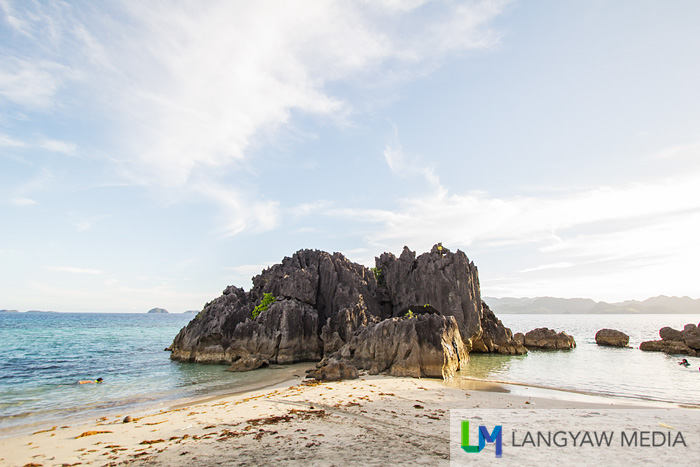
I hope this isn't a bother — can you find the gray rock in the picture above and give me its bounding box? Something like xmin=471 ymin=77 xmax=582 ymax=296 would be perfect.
xmin=227 ymin=355 xmax=269 ymax=372
xmin=513 ymin=332 xmax=525 ymax=346
xmin=641 ymin=322 xmax=700 ymax=356
xmin=659 ymin=326 xmax=683 ymax=341
xmin=306 ymin=359 xmax=358 ymax=381
xmin=169 ymin=245 xmax=520 ymax=374
xmin=471 ymin=302 xmax=527 ymax=355
xmin=640 ymin=340 xmax=698 ymax=356
xmin=376 ymin=246 xmax=523 ymax=353
xmin=336 ymin=313 xmax=468 ymax=379
xmin=522 ymin=328 xmax=576 ymax=350
xmin=595 ymin=329 xmax=629 ymax=347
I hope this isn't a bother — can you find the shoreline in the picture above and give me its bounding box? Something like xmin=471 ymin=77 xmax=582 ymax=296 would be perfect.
xmin=449 ymin=375 xmax=700 ymax=409
xmin=0 ymin=362 xmax=316 ymax=440
xmin=4 ymin=361 xmax=688 ymax=440
xmin=3 ymin=369 xmax=698 ymax=466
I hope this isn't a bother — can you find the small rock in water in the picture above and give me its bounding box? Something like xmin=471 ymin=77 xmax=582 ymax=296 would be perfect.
xmin=123 ymin=416 xmax=133 ymax=423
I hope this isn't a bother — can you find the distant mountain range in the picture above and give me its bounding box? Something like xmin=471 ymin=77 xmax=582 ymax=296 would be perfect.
xmin=484 ymin=295 xmax=700 ymax=314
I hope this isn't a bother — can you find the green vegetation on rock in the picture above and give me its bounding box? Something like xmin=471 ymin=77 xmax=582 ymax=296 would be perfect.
xmin=252 ymin=293 xmax=275 ymax=320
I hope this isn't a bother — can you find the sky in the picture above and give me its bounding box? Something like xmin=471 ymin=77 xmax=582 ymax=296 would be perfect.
xmin=1 ymin=0 xmax=700 ymax=312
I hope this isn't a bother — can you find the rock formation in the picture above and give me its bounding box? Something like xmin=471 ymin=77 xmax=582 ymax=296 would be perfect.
xmin=169 ymin=245 xmax=524 ymax=378
xmin=514 ymin=328 xmax=576 ymax=350
xmin=334 ymin=313 xmax=467 ymax=379
xmin=640 ymin=323 xmax=700 ymax=357
xmin=595 ymin=329 xmax=629 ymax=347
xmin=471 ymin=302 xmax=527 ymax=355
xmin=306 ymin=359 xmax=359 ymax=382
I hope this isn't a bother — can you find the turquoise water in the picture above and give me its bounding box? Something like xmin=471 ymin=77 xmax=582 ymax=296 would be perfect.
xmin=464 ymin=314 xmax=700 ymax=407
xmin=0 ymin=313 xmax=299 ymax=435
xmin=2 ymin=313 xmax=699 ymax=435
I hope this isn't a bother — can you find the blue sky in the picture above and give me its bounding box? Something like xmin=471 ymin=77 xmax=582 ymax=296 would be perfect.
xmin=2 ymin=0 xmax=700 ymax=312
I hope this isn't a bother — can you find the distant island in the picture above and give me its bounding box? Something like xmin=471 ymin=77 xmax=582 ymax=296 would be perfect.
xmin=147 ymin=308 xmax=169 ymax=314
xmin=1 ymin=310 xmax=57 ymax=314
xmin=183 ymin=310 xmax=199 ymax=314
xmin=484 ymin=295 xmax=700 ymax=314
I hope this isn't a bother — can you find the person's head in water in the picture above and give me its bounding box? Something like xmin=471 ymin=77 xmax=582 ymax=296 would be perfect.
xmin=96 ymin=378 xmax=103 ymax=383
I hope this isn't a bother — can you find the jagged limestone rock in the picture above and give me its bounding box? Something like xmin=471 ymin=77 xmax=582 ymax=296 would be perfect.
xmin=169 ymin=245 xmax=524 ymax=377
xmin=336 ymin=314 xmax=467 ymax=379
xmin=471 ymin=302 xmax=527 ymax=355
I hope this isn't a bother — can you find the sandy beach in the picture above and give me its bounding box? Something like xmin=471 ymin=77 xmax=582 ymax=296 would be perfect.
xmin=3 ymin=362 xmax=697 ymax=467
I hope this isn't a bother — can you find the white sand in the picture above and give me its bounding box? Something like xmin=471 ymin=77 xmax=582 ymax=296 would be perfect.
xmin=1 ymin=366 xmax=696 ymax=466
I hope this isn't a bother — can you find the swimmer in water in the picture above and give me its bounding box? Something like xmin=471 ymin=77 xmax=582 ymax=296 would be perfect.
xmin=78 ymin=377 xmax=103 ymax=384
xmin=678 ymin=359 xmax=690 ymax=367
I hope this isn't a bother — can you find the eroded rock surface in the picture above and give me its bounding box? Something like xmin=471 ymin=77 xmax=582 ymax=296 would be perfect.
xmin=335 ymin=314 xmax=467 ymax=379
xmin=471 ymin=302 xmax=527 ymax=355
xmin=169 ymin=245 xmax=523 ymax=377
xmin=306 ymin=359 xmax=359 ymax=382
xmin=640 ymin=322 xmax=700 ymax=356
xmin=521 ymin=328 xmax=576 ymax=350
xmin=595 ymin=329 xmax=630 ymax=347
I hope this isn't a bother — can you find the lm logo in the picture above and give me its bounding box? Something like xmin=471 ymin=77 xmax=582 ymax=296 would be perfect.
xmin=461 ymin=420 xmax=502 ymax=458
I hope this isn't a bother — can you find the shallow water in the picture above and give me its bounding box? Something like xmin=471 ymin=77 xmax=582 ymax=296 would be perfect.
xmin=0 ymin=313 xmax=306 ymax=434
xmin=2 ymin=312 xmax=699 ymax=434
xmin=462 ymin=314 xmax=700 ymax=406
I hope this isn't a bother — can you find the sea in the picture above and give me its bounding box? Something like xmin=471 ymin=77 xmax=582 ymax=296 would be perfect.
xmin=1 ymin=312 xmax=699 ymax=435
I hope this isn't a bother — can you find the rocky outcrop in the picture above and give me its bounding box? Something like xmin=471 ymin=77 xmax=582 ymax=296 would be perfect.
xmin=306 ymin=359 xmax=359 ymax=382
xmin=227 ymin=355 xmax=269 ymax=372
xmin=640 ymin=323 xmax=700 ymax=356
xmin=335 ymin=314 xmax=467 ymax=379
xmin=147 ymin=308 xmax=169 ymax=314
xmin=376 ymin=244 xmax=524 ymax=354
xmin=169 ymin=245 xmax=522 ymax=376
xmin=518 ymin=328 xmax=576 ymax=350
xmin=595 ymin=329 xmax=629 ymax=347
xmin=471 ymin=302 xmax=527 ymax=355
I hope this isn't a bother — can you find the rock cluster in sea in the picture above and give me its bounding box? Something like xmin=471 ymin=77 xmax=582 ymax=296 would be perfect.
xmin=168 ymin=244 xmax=525 ymax=379
xmin=640 ymin=323 xmax=700 ymax=357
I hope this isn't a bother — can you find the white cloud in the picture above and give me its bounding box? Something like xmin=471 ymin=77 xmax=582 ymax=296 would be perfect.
xmin=8 ymin=197 xmax=37 ymax=206
xmin=0 ymin=133 xmax=25 ymax=147
xmin=325 ymin=168 xmax=700 ymax=299
xmin=652 ymin=141 xmax=700 ymax=160
xmin=38 ymin=138 xmax=77 ymax=155
xmin=520 ymin=262 xmax=574 ymax=273
xmin=0 ymin=56 xmax=74 ymax=110
xmin=1 ymin=0 xmax=505 ymax=236
xmin=45 ymin=266 xmax=103 ymax=275
xmin=0 ymin=133 xmax=77 ymax=155
xmin=383 ymin=142 xmax=443 ymax=189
